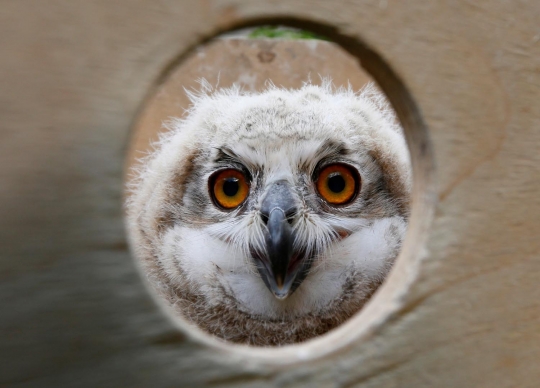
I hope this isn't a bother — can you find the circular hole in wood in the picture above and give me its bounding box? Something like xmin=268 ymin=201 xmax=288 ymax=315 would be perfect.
xmin=124 ymin=22 xmax=433 ymax=361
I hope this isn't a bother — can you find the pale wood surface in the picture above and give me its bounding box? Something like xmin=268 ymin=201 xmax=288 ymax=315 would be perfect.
xmin=1 ymin=1 xmax=539 ymax=387
xmin=127 ymin=38 xmax=374 ymax=174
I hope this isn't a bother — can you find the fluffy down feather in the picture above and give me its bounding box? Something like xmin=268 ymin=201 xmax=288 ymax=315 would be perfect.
xmin=126 ymin=81 xmax=411 ymax=346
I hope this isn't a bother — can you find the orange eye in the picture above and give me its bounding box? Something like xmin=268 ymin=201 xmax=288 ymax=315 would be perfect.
xmin=210 ymin=169 xmax=250 ymax=209
xmin=315 ymin=164 xmax=359 ymax=205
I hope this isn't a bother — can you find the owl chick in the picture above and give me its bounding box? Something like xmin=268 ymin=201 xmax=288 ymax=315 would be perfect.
xmin=126 ymin=81 xmax=411 ymax=346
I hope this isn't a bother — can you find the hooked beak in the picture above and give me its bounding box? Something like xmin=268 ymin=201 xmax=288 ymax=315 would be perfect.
xmin=251 ymin=180 xmax=312 ymax=299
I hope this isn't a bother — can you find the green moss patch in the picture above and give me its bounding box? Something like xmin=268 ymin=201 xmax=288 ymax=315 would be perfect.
xmin=248 ymin=26 xmax=327 ymax=40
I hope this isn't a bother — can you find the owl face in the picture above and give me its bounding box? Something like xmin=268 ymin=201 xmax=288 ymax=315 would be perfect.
xmin=128 ymin=83 xmax=411 ymax=336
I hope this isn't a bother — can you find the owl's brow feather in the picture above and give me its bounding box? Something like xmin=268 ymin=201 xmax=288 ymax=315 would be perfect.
xmin=316 ymin=139 xmax=350 ymax=157
xmin=213 ymin=146 xmax=238 ymax=163
xmin=211 ymin=146 xmax=254 ymax=172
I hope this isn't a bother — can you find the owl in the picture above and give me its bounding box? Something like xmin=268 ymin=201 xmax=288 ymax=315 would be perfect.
xmin=126 ymin=81 xmax=411 ymax=346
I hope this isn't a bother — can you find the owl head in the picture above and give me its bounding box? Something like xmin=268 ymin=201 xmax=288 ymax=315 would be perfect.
xmin=127 ymin=81 xmax=411 ymax=345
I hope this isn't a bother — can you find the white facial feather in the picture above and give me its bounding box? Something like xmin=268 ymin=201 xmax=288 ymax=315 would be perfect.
xmin=165 ymin=216 xmax=405 ymax=318
xmin=126 ymin=81 xmax=411 ymax=345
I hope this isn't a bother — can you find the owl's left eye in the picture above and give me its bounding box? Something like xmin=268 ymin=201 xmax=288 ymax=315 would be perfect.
xmin=209 ymin=169 xmax=250 ymax=209
xmin=315 ymin=163 xmax=360 ymax=205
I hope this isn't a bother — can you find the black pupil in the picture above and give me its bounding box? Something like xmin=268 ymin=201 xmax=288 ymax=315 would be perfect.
xmin=327 ymin=173 xmax=346 ymax=193
xmin=223 ymin=178 xmax=239 ymax=197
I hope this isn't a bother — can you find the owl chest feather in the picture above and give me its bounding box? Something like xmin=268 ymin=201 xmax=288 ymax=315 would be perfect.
xmin=148 ymin=217 xmax=405 ymax=345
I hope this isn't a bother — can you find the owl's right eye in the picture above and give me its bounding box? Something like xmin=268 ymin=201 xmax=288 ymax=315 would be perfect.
xmin=209 ymin=169 xmax=250 ymax=209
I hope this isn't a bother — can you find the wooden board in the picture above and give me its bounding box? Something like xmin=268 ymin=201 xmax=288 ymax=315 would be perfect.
xmin=1 ymin=1 xmax=539 ymax=387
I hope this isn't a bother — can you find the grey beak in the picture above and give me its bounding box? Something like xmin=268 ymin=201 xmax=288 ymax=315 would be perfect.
xmin=264 ymin=207 xmax=294 ymax=296
xmin=252 ymin=180 xmax=309 ymax=299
